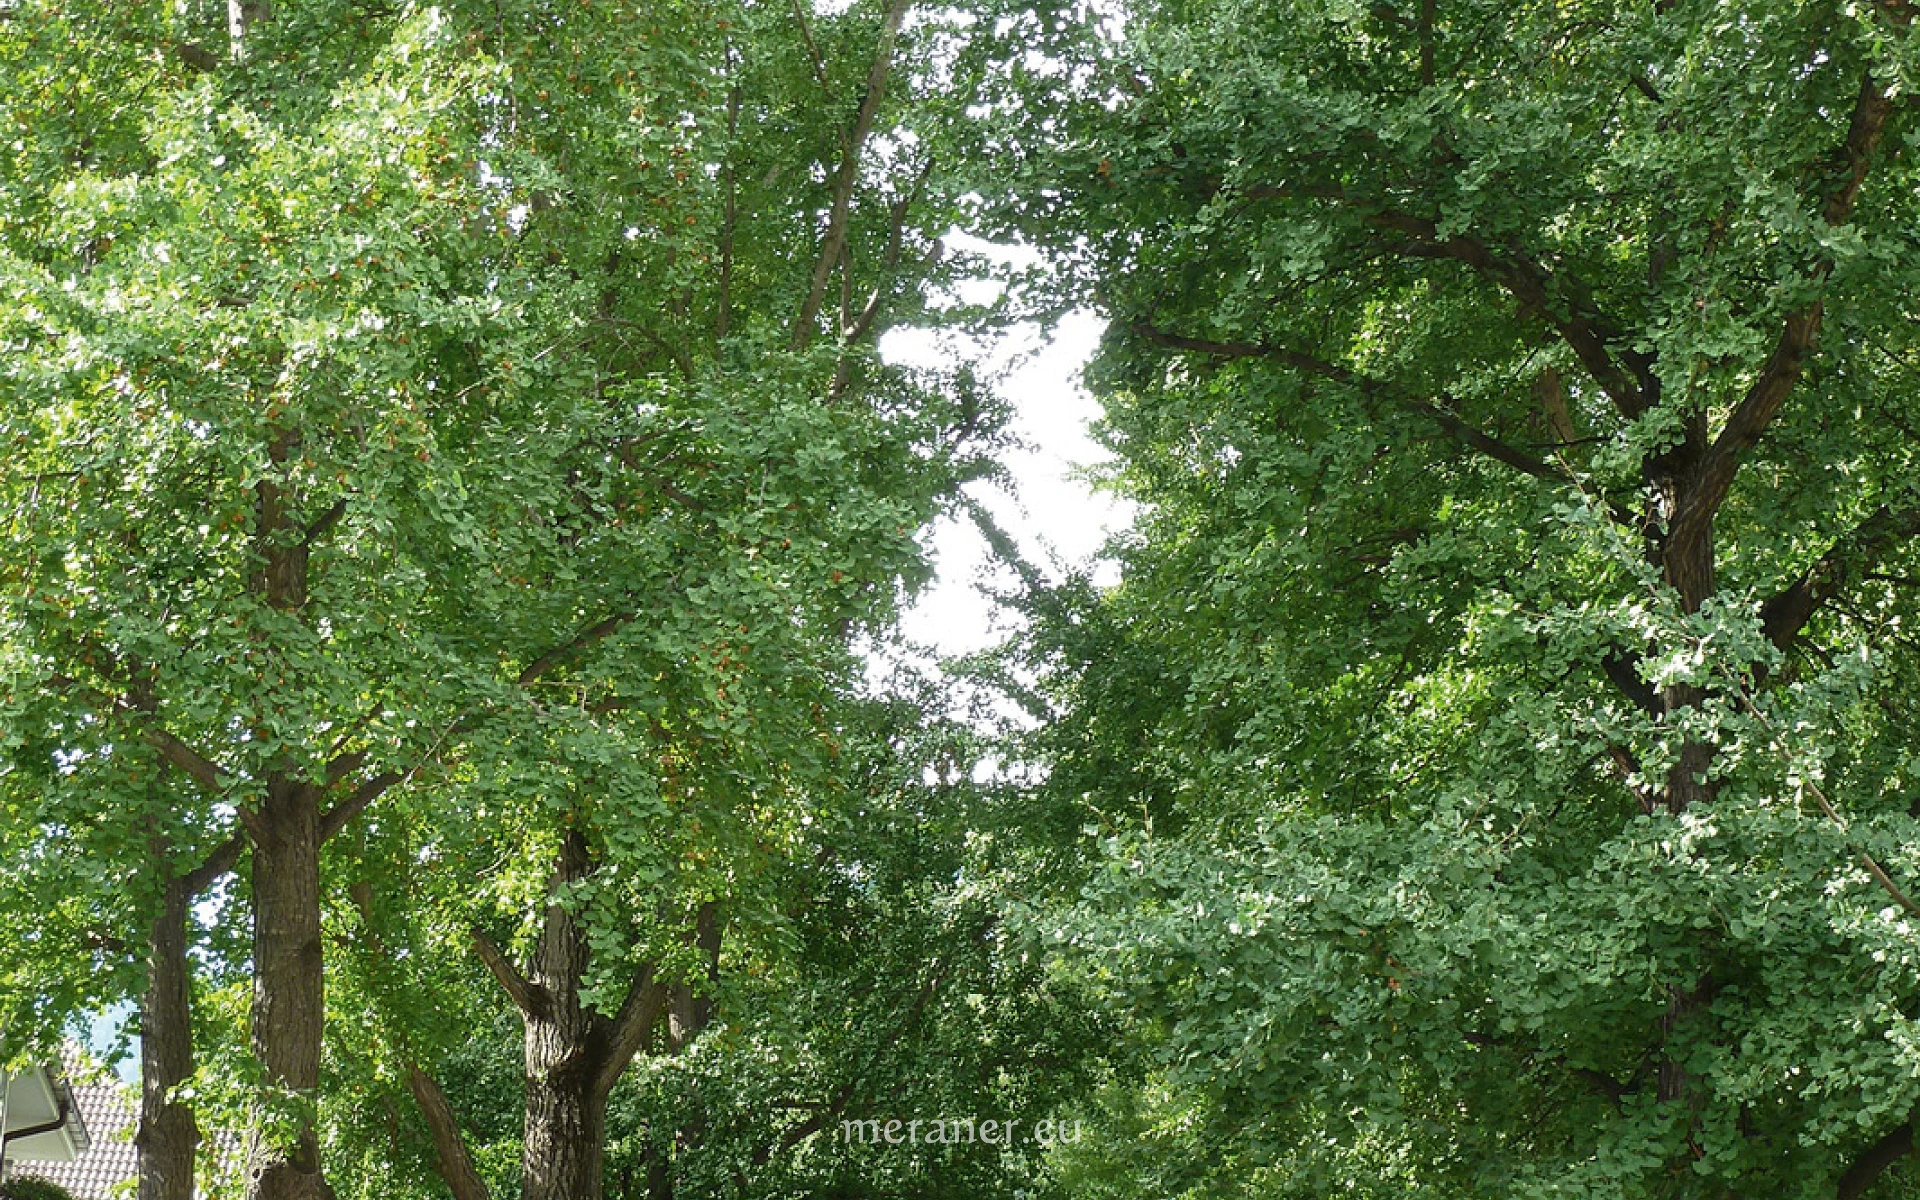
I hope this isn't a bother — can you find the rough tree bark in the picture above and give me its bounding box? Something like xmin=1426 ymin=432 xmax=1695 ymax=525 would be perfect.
xmin=245 ymin=428 xmax=331 ymax=1200
xmin=247 ymin=775 xmax=327 ymax=1200
xmin=138 ymin=866 xmax=199 ymax=1200
xmin=520 ymin=830 xmax=610 ymax=1200
xmin=466 ymin=829 xmax=669 ymax=1200
xmin=405 ymin=1064 xmax=494 ymax=1200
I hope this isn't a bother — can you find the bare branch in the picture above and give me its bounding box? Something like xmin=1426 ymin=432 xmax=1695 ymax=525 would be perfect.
xmin=471 ymin=929 xmax=545 ymax=1018
xmin=792 ymin=0 xmax=914 ymax=350
xmin=842 ymin=157 xmax=934 ymax=347
xmin=302 ymin=497 xmax=348 ymax=546
xmin=1725 ymin=684 xmax=1920 ymax=921
xmin=405 ymin=1064 xmax=493 ymax=1200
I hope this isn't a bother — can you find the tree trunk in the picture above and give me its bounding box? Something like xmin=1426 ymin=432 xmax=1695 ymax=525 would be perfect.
xmin=645 ymin=1151 xmax=672 ymax=1200
xmin=247 ymin=776 xmax=328 ymax=1200
xmin=523 ymin=1053 xmax=608 ymax=1200
xmin=521 ymin=831 xmax=609 ymax=1200
xmin=1658 ymin=456 xmax=1718 ymax=814
xmin=139 ymin=868 xmax=200 ymax=1200
xmin=475 ymin=831 xmax=670 ymax=1200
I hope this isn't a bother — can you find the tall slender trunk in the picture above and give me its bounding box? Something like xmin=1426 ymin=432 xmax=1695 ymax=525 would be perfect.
xmin=1652 ymin=421 xmax=1718 ymax=815
xmin=139 ymin=867 xmax=200 ymax=1200
xmin=241 ymin=422 xmax=332 ymax=1200
xmin=248 ymin=776 xmax=327 ymax=1200
xmin=1648 ymin=431 xmax=1720 ymax=1112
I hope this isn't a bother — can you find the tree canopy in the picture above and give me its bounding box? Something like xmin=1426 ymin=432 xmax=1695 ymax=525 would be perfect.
xmin=999 ymin=0 xmax=1920 ymax=1196
xmin=14 ymin=0 xmax=1920 ymax=1198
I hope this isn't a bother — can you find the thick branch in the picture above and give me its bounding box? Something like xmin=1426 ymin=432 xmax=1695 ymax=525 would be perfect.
xmin=792 ymin=0 xmax=913 ymax=350
xmin=405 ymin=1063 xmax=493 ymax=1200
xmin=1760 ymin=501 xmax=1920 ymax=652
xmin=50 ymin=672 xmax=232 ymax=796
xmin=593 ymin=966 xmax=668 ymax=1101
xmin=1381 ymin=222 xmax=1653 ymax=419
xmin=841 ymin=157 xmax=933 ymax=347
xmin=317 ymin=771 xmax=403 ymax=844
xmin=1600 ymin=651 xmax=1661 ymax=715
xmin=170 ymin=40 xmax=220 ymax=72
xmin=144 ymin=728 xmax=225 ymax=794
xmin=1838 ymin=1117 xmax=1913 ymax=1200
xmin=1129 ymin=321 xmax=1579 ymax=487
xmin=1681 ymin=73 xmax=1894 ymax=537
xmin=302 ymin=497 xmax=348 ymax=546
xmin=472 ymin=928 xmax=545 ymax=1018
xmin=1462 ymin=1030 xmax=1641 ymax=1108
xmin=318 ymin=705 xmax=478 ymax=845
xmin=323 ymin=749 xmax=368 ymax=787
xmin=1245 ymin=184 xmax=1654 ymax=418
xmin=183 ymin=833 xmax=245 ymax=898
xmin=226 ymin=0 xmax=268 ymax=58
xmin=516 ymin=610 xmax=638 ymax=686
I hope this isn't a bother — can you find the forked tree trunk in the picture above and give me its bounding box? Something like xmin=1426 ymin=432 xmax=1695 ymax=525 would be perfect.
xmin=462 ymin=829 xmax=670 ymax=1200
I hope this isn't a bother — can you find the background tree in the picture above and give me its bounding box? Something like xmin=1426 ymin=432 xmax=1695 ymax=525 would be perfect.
xmin=313 ymin=677 xmax=1110 ymax=1200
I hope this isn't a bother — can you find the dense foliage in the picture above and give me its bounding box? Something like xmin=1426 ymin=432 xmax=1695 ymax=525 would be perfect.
xmin=0 ymin=0 xmax=1088 ymax=1197
xmin=1000 ymin=0 xmax=1920 ymax=1197
xmin=14 ymin=0 xmax=1920 ymax=1198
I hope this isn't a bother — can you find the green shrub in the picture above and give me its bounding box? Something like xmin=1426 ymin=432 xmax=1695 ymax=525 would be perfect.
xmin=1 ymin=1178 xmax=80 ymax=1200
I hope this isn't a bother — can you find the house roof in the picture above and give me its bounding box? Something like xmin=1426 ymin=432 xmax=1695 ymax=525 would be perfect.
xmin=5 ymin=1048 xmax=244 ymax=1200
xmin=4 ymin=1055 xmax=135 ymax=1200
xmin=2 ymin=1056 xmax=89 ymax=1163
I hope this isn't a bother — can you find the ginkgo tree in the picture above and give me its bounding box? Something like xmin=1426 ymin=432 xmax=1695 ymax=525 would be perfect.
xmin=0 ymin=0 xmax=1055 ymax=1197
xmin=1000 ymin=0 xmax=1920 ymax=1196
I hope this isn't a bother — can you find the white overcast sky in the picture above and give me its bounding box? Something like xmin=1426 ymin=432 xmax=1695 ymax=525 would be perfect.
xmin=879 ymin=238 xmax=1133 ymax=660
